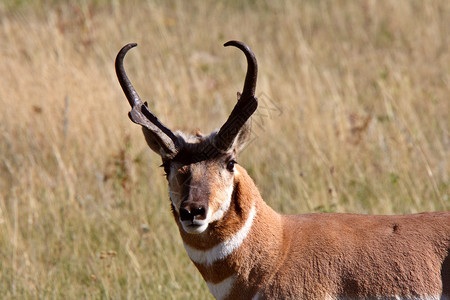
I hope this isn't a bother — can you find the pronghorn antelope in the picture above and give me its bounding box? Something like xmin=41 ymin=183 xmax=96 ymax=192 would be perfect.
xmin=116 ymin=41 xmax=450 ymax=300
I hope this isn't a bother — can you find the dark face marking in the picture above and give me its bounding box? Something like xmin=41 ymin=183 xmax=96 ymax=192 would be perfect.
xmin=166 ymin=150 xmax=237 ymax=234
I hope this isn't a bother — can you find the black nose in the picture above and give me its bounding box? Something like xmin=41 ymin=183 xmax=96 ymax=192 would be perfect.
xmin=179 ymin=206 xmax=206 ymax=222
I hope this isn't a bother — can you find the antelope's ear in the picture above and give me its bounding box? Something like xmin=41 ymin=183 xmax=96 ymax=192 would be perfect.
xmin=233 ymin=121 xmax=252 ymax=154
xmin=141 ymin=127 xmax=174 ymax=157
xmin=229 ymin=93 xmax=253 ymax=154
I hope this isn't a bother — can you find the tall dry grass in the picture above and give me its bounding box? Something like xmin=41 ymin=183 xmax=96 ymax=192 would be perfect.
xmin=0 ymin=0 xmax=448 ymax=298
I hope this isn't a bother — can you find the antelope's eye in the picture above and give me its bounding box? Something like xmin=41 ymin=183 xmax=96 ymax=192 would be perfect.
xmin=226 ymin=160 xmax=236 ymax=172
xmin=161 ymin=162 xmax=171 ymax=176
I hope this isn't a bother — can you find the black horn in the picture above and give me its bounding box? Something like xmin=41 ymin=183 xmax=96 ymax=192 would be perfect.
xmin=115 ymin=43 xmax=180 ymax=158
xmin=215 ymin=41 xmax=258 ymax=151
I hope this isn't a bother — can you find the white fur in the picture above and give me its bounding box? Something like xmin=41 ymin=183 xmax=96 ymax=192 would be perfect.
xmin=168 ymin=169 xmax=181 ymax=213
xmin=207 ymin=167 xmax=240 ymax=224
xmin=206 ymin=276 xmax=235 ymax=300
xmin=252 ymin=291 xmax=261 ymax=300
xmin=180 ymin=219 xmax=209 ymax=234
xmin=184 ymin=204 xmax=257 ymax=265
xmin=209 ymin=184 xmax=234 ymax=223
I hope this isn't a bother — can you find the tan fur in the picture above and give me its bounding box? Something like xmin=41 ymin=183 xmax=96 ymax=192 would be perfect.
xmin=173 ymin=165 xmax=450 ymax=299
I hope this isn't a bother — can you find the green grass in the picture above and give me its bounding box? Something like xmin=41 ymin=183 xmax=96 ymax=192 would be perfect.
xmin=0 ymin=0 xmax=448 ymax=298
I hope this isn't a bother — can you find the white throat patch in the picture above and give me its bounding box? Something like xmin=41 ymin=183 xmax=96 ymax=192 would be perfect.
xmin=183 ymin=204 xmax=257 ymax=265
xmin=206 ymin=276 xmax=235 ymax=300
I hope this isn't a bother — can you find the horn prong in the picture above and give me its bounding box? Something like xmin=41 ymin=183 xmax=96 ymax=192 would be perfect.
xmin=115 ymin=43 xmax=180 ymax=157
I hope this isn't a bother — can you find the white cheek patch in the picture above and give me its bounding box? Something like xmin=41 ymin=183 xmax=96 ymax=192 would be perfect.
xmin=208 ymin=167 xmax=240 ymax=223
xmin=206 ymin=276 xmax=235 ymax=300
xmin=169 ymin=191 xmax=179 ymax=213
xmin=184 ymin=204 xmax=257 ymax=265
xmin=208 ymin=184 xmax=233 ymax=223
xmin=168 ymin=170 xmax=183 ymax=213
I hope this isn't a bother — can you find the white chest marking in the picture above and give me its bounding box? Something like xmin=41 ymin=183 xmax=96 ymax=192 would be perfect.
xmin=184 ymin=204 xmax=257 ymax=265
xmin=252 ymin=291 xmax=261 ymax=300
xmin=206 ymin=276 xmax=235 ymax=300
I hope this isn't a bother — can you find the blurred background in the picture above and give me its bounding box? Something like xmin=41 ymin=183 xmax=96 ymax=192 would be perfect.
xmin=0 ymin=0 xmax=448 ymax=298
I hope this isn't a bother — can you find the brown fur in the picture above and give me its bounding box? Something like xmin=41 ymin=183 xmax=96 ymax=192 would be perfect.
xmin=177 ymin=165 xmax=450 ymax=299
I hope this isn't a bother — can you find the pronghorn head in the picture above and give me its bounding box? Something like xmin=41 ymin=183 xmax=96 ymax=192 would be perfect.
xmin=115 ymin=41 xmax=258 ymax=234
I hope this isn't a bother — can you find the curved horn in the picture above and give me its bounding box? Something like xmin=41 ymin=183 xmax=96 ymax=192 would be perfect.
xmin=224 ymin=40 xmax=257 ymax=99
xmin=215 ymin=41 xmax=258 ymax=151
xmin=115 ymin=43 xmax=141 ymax=108
xmin=115 ymin=43 xmax=180 ymax=157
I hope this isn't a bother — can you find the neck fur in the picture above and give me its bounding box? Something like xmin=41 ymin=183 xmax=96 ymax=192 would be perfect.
xmin=175 ymin=165 xmax=283 ymax=300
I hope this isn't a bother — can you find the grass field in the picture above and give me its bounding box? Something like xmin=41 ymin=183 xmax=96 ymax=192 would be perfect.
xmin=0 ymin=0 xmax=448 ymax=298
